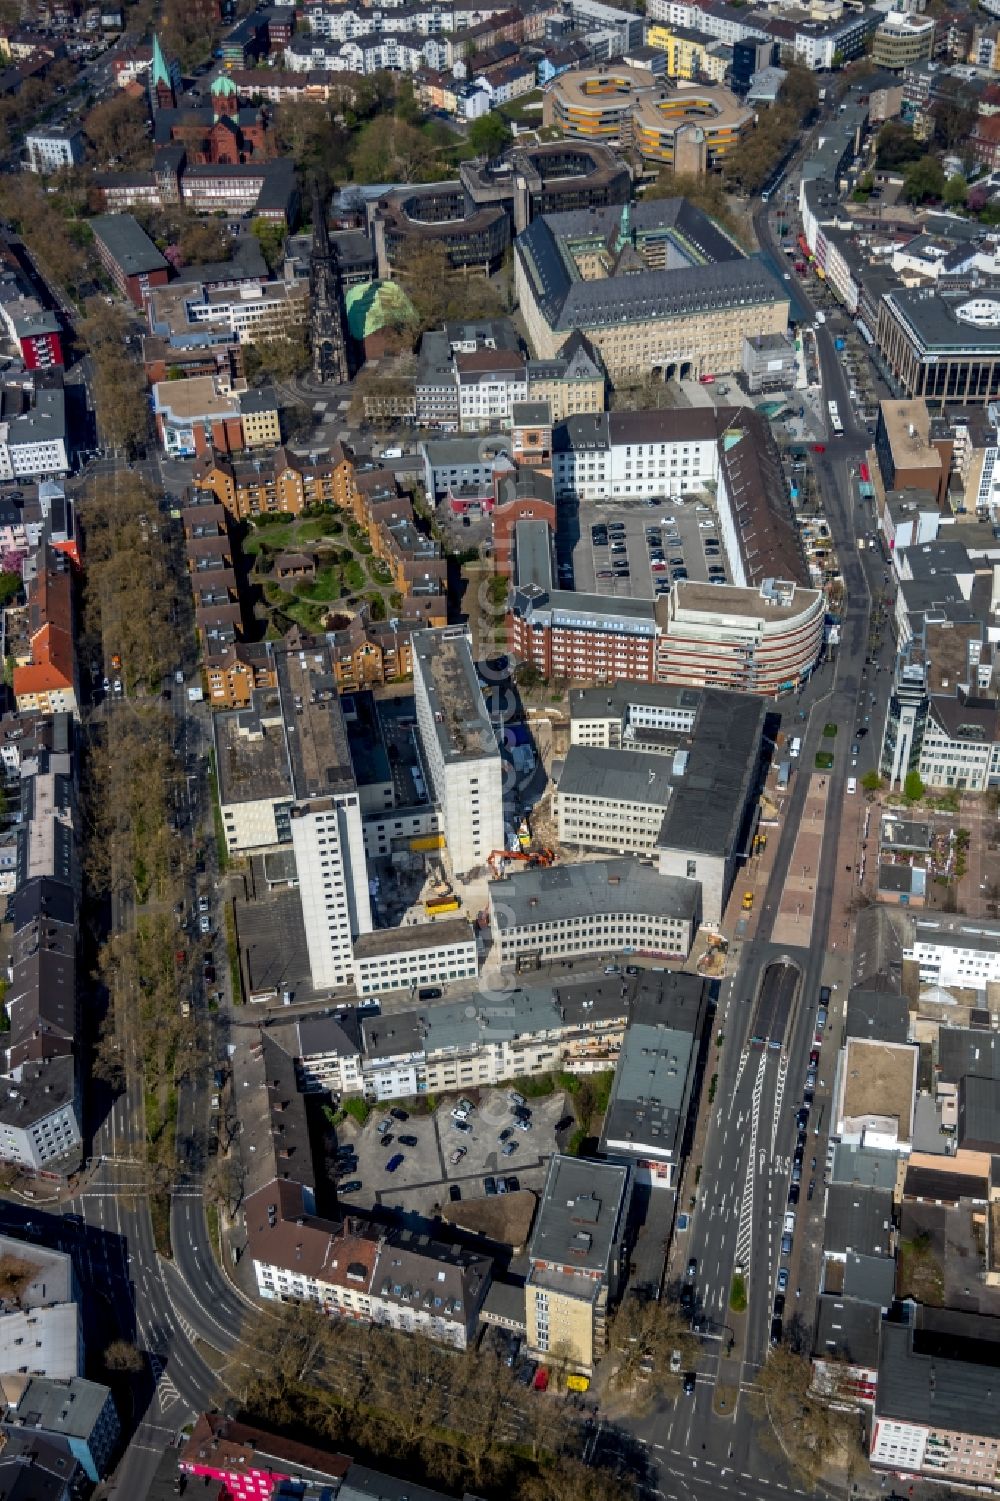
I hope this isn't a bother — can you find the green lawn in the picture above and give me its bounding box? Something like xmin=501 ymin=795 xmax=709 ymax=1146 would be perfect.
xmin=815 ymin=752 xmax=834 ymax=770
xmin=296 ymin=565 xmax=345 ymax=603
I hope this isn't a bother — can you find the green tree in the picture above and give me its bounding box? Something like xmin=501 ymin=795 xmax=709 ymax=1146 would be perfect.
xmin=904 ymin=769 xmax=925 ymax=803
xmin=861 ymin=769 xmax=883 ymax=793
xmin=349 ymin=117 xmax=438 ymax=182
xmin=177 ymin=218 xmax=231 ymax=266
xmin=252 ymin=218 xmax=288 ymax=273
xmin=944 ymin=174 xmax=968 ymax=208
xmin=876 ymin=121 xmax=924 ymax=168
xmin=903 ymin=154 xmax=946 ymax=204
xmin=83 ymin=92 xmax=152 ymax=169
xmin=468 ymin=112 xmax=513 ymax=159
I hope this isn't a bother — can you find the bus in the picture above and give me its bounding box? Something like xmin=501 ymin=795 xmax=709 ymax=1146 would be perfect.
xmin=828 ymin=400 xmax=843 ymax=437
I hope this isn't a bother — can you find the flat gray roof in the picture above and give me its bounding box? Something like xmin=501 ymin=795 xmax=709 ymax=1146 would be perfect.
xmin=845 ymin=989 xmax=910 ymax=1045
xmin=602 ymin=972 xmax=706 ymax=1160
xmin=557 ymin=744 xmax=676 ymax=808
xmin=938 ymin=1026 xmax=1000 ymax=1083
xmin=490 ymin=857 xmax=699 ymax=930
xmin=413 ymin=629 xmax=497 ymax=767
xmin=830 ymin=1144 xmax=900 ymax=1192
xmin=814 ymin=1296 xmax=881 ymax=1369
xmin=657 ymin=688 xmax=765 ymax=857
xmin=877 ymin=1316 xmax=1000 ymax=1439
xmin=570 ymin=683 xmax=701 ymax=720
xmin=90 ymin=213 xmax=168 ymax=276
xmin=515 ymin=518 xmax=553 ymax=592
xmin=529 ymin=1153 xmax=629 ymax=1276
xmin=824 ymin=1184 xmax=894 ymax=1259
xmin=353 ymin=918 xmax=474 ymax=959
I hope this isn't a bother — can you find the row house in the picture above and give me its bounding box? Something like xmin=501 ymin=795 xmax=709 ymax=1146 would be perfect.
xmin=193 ymin=442 xmax=356 ymax=519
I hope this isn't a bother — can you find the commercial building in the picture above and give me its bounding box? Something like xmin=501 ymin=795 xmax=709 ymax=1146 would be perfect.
xmin=552 ymin=407 xmax=719 ymax=500
xmin=352 ymin=918 xmax=479 ymax=996
xmin=412 ymin=628 xmax=504 ymax=876
xmin=569 ymin=682 xmax=701 ymax=747
xmin=152 ymin=377 xmax=280 ymax=458
xmin=525 ymin=1154 xmax=631 ymax=1374
xmin=180 ymin=1411 xmax=350 ymax=1497
xmin=832 ymin=1037 xmax=918 ymax=1154
xmin=874 ymin=400 xmax=947 ymax=505
xmin=89 ymin=214 xmax=170 ymax=307
xmin=876 ymin=290 xmax=1000 ymax=408
xmin=871 ymin=1311 xmax=1000 ymax=1488
xmin=656 ymin=578 xmax=825 ymax=695
xmin=24 ymin=126 xmax=83 ymax=173
xmin=555 ymin=744 xmax=675 ymax=854
xmin=488 ymin=856 xmax=700 ymax=967
xmin=871 ymin=11 xmax=935 ymax=69
xmin=904 ymin=913 xmax=1000 ymax=992
xmin=655 ymin=688 xmax=766 ymax=923
xmin=515 ymin=199 xmax=788 ymax=382
xmin=600 ymin=971 xmax=707 ymax=1188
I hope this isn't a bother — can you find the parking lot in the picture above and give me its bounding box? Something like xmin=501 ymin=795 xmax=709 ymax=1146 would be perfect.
xmin=335 ymin=1087 xmax=570 ymax=1218
xmin=566 ymin=498 xmax=730 ymax=602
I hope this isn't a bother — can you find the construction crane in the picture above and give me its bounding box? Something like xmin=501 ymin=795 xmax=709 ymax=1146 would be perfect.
xmin=487 ymin=848 xmax=555 ymax=878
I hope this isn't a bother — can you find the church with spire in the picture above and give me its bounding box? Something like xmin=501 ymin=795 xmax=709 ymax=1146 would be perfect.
xmin=148 ymin=40 xmax=275 ymax=165
xmin=309 ymin=187 xmax=351 ymax=386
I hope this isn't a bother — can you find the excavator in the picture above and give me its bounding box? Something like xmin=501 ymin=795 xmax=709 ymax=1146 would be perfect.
xmin=487 ymin=847 xmax=555 ymax=878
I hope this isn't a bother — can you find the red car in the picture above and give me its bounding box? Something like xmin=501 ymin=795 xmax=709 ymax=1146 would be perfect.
xmin=812 ymin=444 xmax=826 ymax=453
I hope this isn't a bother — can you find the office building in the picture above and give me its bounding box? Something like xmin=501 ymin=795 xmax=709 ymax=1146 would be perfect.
xmin=600 ymin=972 xmax=707 ymax=1188
xmin=871 ymin=11 xmax=935 ymax=70
xmin=904 ymin=913 xmax=1000 ymax=992
xmin=525 ymin=1155 xmax=631 ymax=1373
xmin=488 ymin=857 xmax=700 ymax=967
xmin=352 ymin=918 xmax=479 ymax=996
xmin=412 ymin=628 xmax=504 ymax=876
xmin=555 ymin=745 xmax=675 ymax=854
xmin=876 ymin=290 xmax=1000 ymax=408
xmin=656 ymin=579 xmax=825 ymax=694
xmin=541 ymin=66 xmax=753 ymax=172
xmin=872 ymin=1311 xmax=1000 ymax=1487
xmin=89 ymin=214 xmax=170 ymax=307
xmin=516 ymin=199 xmax=787 ymax=382
xmin=212 ymin=646 xmax=372 ymax=989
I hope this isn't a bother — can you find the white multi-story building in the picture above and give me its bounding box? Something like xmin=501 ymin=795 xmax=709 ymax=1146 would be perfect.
xmin=24 ymin=127 xmax=84 ymax=174
xmin=352 ymin=918 xmax=479 ymax=996
xmin=292 ymin=797 xmax=372 ymax=992
xmin=552 ymin=409 xmax=719 ymax=501
xmin=569 ymin=683 xmax=701 ymax=748
xmin=905 ymin=914 xmax=1000 ymax=991
xmin=555 ymin=744 xmax=674 ymax=854
xmin=916 ymin=697 xmax=1000 ymax=793
xmin=412 ymin=627 xmax=504 ymax=877
xmin=456 ymin=356 xmax=529 ymax=433
xmin=489 ymin=857 xmax=700 ymax=967
xmin=0 ymin=387 xmax=69 ymax=479
xmin=0 ymin=1057 xmax=81 ymax=1174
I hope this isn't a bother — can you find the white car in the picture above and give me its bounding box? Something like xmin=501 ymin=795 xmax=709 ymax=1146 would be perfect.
xmin=199 ymin=915 xmax=211 ymax=934
xmin=698 ymin=520 xmax=715 ymax=530
xmin=113 ymin=679 xmax=123 ymax=695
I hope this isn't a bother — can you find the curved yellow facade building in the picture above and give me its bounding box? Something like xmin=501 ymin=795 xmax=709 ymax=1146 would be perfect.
xmin=542 ymin=64 xmax=754 ymax=171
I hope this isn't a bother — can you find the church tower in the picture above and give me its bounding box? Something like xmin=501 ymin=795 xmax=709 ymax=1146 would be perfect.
xmin=150 ymin=35 xmax=176 ymax=111
xmin=309 ymin=185 xmax=350 ymax=385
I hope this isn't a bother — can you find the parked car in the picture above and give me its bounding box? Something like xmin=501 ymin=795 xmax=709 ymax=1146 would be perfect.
xmin=339 ymin=1180 xmax=362 ymax=1194
xmin=449 ymin=1183 xmax=461 ymax=1202
xmin=385 ymin=1153 xmax=404 ymax=1173
xmin=513 ymin=1118 xmax=532 ymax=1132
xmin=398 ymin=1134 xmax=418 ymax=1147
xmin=683 ymin=1373 xmax=697 ymax=1395
xmin=452 ymin=1119 xmax=472 ymax=1135
xmin=777 ymin=1268 xmax=789 ymax=1293
xmin=484 ymin=1176 xmax=497 ymax=1196
xmin=504 ymin=1177 xmax=520 ymax=1193
xmin=377 ymin=1118 xmax=393 ymax=1135
xmin=449 ymin=1147 xmax=467 ymax=1164
xmin=391 ymin=1107 xmax=409 ymax=1122
xmin=501 ymin=1141 xmax=518 ymax=1157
